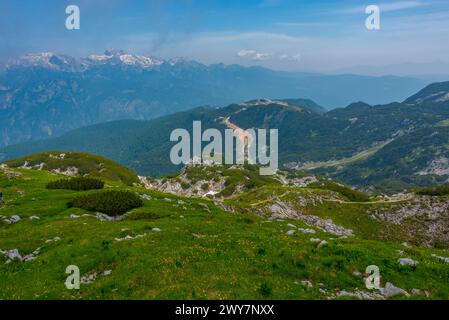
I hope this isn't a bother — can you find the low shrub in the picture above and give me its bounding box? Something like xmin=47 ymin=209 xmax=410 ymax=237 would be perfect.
xmin=47 ymin=177 xmax=104 ymax=191
xmin=259 ymin=282 xmax=272 ymax=297
xmin=310 ymin=181 xmax=371 ymax=202
xmin=69 ymin=191 xmax=143 ymax=216
xmin=416 ymin=185 xmax=449 ymax=197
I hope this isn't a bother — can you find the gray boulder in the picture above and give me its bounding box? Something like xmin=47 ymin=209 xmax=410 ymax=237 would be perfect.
xmin=380 ymin=282 xmax=410 ymax=298
xmin=398 ymin=258 xmax=418 ymax=266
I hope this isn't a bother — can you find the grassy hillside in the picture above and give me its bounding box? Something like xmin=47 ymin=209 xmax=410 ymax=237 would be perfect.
xmin=4 ymin=152 xmax=139 ymax=186
xmin=1 ymin=155 xmax=448 ymax=300
xmin=314 ymin=126 xmax=449 ymax=192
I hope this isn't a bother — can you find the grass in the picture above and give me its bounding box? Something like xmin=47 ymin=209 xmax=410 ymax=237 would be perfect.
xmin=308 ymin=181 xmax=371 ymax=202
xmin=1 ymin=165 xmax=449 ymax=300
xmin=299 ymin=141 xmax=392 ymax=170
xmin=436 ymin=119 xmax=449 ymax=127
xmin=6 ymin=152 xmax=139 ymax=186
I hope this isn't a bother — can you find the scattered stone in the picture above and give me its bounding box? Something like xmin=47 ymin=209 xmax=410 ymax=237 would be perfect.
xmin=396 ymin=250 xmax=404 ymax=256
xmin=380 ymin=282 xmax=410 ymax=298
xmin=198 ymin=203 xmax=210 ymax=212
xmin=163 ymin=198 xmax=172 ymax=202
xmin=310 ymin=238 xmax=321 ymax=243
xmin=4 ymin=215 xmax=21 ymax=224
xmin=102 ymin=270 xmax=112 ymax=276
xmin=204 ymin=190 xmax=219 ymax=197
xmin=95 ymin=212 xmax=116 ymax=221
xmin=52 ymin=166 xmax=78 ymax=176
xmin=81 ymin=272 xmax=97 ymax=284
xmin=317 ymin=240 xmax=328 ymax=248
xmin=45 ymin=237 xmax=61 ymax=244
xmin=192 ymin=233 xmax=206 ymax=239
xmin=402 ymin=242 xmax=411 ymax=248
xmin=298 ymin=228 xmax=316 ymax=234
xmin=398 ymin=258 xmax=418 ymax=266
xmin=287 ymin=223 xmax=296 ymax=228
xmin=268 ymin=202 xmax=353 ymax=237
xmin=411 ymin=289 xmax=421 ymax=296
xmin=352 ymin=271 xmax=362 ymax=277
xmin=1 ymin=249 xmax=21 ymax=260
xmin=0 ymin=247 xmax=40 ymax=263
xmin=286 ymin=230 xmax=295 ymax=235
xmin=334 ymin=290 xmax=384 ymax=300
xmin=115 ymin=233 xmax=147 ymax=242
xmin=152 ymin=228 xmax=161 ymax=232
xmin=49 ymin=153 xmax=66 ymax=160
xmin=431 ymin=254 xmax=449 ymax=263
xmin=70 ymin=214 xmax=80 ymax=219
xmin=29 ymin=216 xmax=40 ymax=220
xmin=140 ymin=194 xmax=152 ymax=201
xmin=301 ymin=280 xmax=313 ymax=288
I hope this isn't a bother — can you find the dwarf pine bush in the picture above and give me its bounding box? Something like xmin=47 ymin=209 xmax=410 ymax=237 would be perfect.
xmin=47 ymin=177 xmax=104 ymax=191
xmin=69 ymin=190 xmax=143 ymax=216
xmin=416 ymin=186 xmax=449 ymax=197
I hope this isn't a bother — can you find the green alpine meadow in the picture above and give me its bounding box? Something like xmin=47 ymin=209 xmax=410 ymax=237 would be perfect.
xmin=1 ymin=152 xmax=448 ymax=300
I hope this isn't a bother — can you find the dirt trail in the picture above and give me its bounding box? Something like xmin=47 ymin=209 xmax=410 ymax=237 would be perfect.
xmin=222 ymin=117 xmax=255 ymax=146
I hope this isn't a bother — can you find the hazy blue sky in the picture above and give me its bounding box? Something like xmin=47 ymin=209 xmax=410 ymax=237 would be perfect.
xmin=1 ymin=0 xmax=449 ymax=72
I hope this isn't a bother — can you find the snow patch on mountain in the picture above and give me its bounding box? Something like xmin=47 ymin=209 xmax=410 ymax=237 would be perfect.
xmin=8 ymin=52 xmax=85 ymax=71
xmin=8 ymin=50 xmax=182 ymax=71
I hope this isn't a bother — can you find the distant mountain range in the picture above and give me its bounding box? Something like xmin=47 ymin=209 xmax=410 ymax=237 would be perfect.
xmin=334 ymin=61 xmax=449 ymax=81
xmin=0 ymin=50 xmax=427 ymax=147
xmin=2 ymin=81 xmax=449 ymax=193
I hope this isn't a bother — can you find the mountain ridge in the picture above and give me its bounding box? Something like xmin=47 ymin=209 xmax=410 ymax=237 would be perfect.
xmin=0 ymin=50 xmax=427 ymax=147
xmin=2 ymin=81 xmax=449 ymax=193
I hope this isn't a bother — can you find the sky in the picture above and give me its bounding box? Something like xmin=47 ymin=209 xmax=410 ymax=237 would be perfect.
xmin=1 ymin=0 xmax=449 ymax=74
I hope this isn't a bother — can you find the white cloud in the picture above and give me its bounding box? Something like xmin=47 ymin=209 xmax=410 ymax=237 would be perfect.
xmin=237 ymin=50 xmax=271 ymax=60
xmin=381 ymin=1 xmax=426 ymax=11
xmin=274 ymin=22 xmax=331 ymax=27
xmin=279 ymin=53 xmax=301 ymax=62
xmin=238 ymin=50 xmax=301 ymax=62
xmin=341 ymin=1 xmax=427 ymax=14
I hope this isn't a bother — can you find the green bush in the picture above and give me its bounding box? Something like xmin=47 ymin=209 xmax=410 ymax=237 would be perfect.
xmin=259 ymin=282 xmax=272 ymax=297
xmin=69 ymin=191 xmax=143 ymax=216
xmin=47 ymin=177 xmax=104 ymax=191
xmin=416 ymin=186 xmax=449 ymax=197
xmin=310 ymin=181 xmax=371 ymax=202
